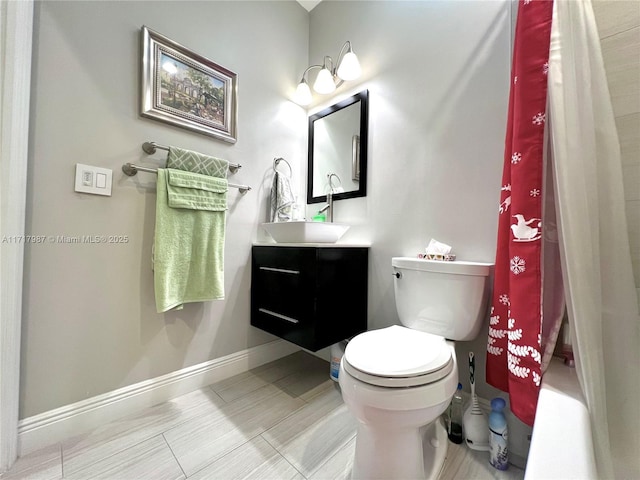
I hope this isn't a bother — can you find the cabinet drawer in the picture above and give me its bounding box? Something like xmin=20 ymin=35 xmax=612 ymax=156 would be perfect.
xmin=252 ymin=271 xmax=314 ymax=320
xmin=252 ymin=246 xmax=316 ymax=272
xmin=252 ymin=306 xmax=316 ymax=350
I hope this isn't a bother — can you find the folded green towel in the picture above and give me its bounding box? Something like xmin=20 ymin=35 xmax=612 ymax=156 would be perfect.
xmin=166 ymin=169 xmax=228 ymax=211
xmin=167 ymin=146 xmax=229 ymax=178
xmin=154 ymin=168 xmax=227 ymax=313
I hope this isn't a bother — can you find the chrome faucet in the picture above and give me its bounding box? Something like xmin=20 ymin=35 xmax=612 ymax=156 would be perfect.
xmin=318 ymin=173 xmax=341 ymax=222
xmin=318 ymin=191 xmax=333 ymax=222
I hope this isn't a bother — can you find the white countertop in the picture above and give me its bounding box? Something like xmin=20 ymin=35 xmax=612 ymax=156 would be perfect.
xmin=253 ymin=242 xmax=371 ymax=248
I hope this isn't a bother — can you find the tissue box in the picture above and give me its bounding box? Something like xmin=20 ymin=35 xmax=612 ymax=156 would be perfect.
xmin=420 ymin=239 xmax=455 ymax=261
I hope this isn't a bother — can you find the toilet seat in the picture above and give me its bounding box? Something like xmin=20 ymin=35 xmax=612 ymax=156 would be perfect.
xmin=343 ymin=325 xmax=453 ymax=388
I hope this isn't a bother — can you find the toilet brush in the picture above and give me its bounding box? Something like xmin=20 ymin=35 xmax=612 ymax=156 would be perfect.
xmin=463 ymin=351 xmax=490 ymax=451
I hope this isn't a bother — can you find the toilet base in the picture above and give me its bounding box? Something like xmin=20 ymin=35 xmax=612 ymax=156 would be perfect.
xmin=351 ymin=416 xmax=448 ymax=480
xmin=423 ymin=417 xmax=449 ymax=479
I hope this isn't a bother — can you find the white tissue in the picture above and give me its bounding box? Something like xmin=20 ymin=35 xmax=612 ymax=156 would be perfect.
xmin=426 ymin=238 xmax=452 ymax=255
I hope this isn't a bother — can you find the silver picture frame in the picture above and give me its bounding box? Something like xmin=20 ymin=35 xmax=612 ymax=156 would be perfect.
xmin=140 ymin=26 xmax=238 ymax=143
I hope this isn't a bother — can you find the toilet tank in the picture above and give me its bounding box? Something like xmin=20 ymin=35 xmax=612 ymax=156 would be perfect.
xmin=392 ymin=257 xmax=493 ymax=341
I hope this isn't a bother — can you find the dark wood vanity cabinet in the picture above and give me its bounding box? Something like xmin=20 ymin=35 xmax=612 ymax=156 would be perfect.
xmin=251 ymin=245 xmax=368 ymax=351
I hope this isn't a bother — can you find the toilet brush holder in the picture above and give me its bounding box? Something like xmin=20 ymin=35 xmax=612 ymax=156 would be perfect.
xmin=463 ymin=352 xmax=490 ymax=451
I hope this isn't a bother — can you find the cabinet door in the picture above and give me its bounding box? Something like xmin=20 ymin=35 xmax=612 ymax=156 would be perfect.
xmin=314 ymin=248 xmax=368 ymax=347
xmin=251 ymin=247 xmax=317 ymax=349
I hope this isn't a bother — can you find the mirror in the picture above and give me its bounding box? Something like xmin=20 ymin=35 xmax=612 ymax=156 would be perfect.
xmin=307 ymin=90 xmax=368 ymax=204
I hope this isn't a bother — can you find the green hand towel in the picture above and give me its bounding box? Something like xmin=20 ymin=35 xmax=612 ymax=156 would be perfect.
xmin=166 ymin=169 xmax=228 ymax=211
xmin=167 ymin=146 xmax=229 ymax=178
xmin=154 ymin=168 xmax=227 ymax=313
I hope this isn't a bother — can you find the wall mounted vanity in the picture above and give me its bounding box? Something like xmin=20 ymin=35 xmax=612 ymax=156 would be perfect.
xmin=251 ymin=245 xmax=368 ymax=351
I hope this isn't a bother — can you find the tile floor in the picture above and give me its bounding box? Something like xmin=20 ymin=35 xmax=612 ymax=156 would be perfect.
xmin=1 ymin=351 xmax=525 ymax=480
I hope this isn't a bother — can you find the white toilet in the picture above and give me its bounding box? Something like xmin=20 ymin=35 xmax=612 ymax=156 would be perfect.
xmin=339 ymin=256 xmax=493 ymax=480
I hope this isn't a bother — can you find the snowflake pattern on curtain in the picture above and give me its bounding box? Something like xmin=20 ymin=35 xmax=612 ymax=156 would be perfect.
xmin=486 ymin=0 xmax=554 ymax=427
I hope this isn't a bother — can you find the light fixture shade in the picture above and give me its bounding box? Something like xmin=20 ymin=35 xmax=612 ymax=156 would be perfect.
xmin=313 ymin=68 xmax=336 ymax=94
xmin=337 ymin=51 xmax=361 ymax=81
xmin=294 ymin=80 xmax=313 ymax=105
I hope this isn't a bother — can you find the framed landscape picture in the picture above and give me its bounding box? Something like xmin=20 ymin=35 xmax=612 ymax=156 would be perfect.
xmin=140 ymin=26 xmax=238 ymax=143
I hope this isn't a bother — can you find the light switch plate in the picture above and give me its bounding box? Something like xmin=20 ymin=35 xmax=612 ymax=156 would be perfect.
xmin=75 ymin=164 xmax=112 ymax=196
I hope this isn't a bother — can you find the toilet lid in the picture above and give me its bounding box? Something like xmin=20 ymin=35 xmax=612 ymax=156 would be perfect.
xmin=343 ymin=325 xmax=454 ymax=388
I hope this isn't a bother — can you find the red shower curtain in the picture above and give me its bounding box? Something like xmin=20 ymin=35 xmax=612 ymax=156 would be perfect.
xmin=486 ymin=0 xmax=554 ymax=427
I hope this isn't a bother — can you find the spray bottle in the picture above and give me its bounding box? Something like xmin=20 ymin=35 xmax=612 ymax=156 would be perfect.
xmin=489 ymin=397 xmax=509 ymax=470
xmin=330 ymin=341 xmax=347 ymax=381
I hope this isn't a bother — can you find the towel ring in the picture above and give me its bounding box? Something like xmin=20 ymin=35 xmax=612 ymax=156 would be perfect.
xmin=273 ymin=157 xmax=292 ymax=178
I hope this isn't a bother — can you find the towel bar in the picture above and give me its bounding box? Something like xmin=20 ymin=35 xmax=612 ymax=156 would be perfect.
xmin=142 ymin=142 xmax=241 ymax=173
xmin=122 ymin=163 xmax=251 ymax=194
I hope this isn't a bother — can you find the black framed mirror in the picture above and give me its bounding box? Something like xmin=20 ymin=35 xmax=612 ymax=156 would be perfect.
xmin=307 ymin=90 xmax=368 ymax=204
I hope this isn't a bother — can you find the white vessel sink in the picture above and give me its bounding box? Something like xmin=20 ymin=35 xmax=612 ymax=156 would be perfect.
xmin=261 ymin=221 xmax=350 ymax=244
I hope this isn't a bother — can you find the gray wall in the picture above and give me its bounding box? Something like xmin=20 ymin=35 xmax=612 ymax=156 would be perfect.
xmin=22 ymin=0 xmax=309 ymax=418
xmin=592 ymin=0 xmax=640 ymax=306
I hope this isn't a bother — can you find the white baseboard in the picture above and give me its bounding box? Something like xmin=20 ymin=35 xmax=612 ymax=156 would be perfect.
xmin=18 ymin=339 xmax=300 ymax=456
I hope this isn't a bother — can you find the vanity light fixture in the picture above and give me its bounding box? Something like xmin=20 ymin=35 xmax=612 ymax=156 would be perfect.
xmin=294 ymin=41 xmax=361 ymax=106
